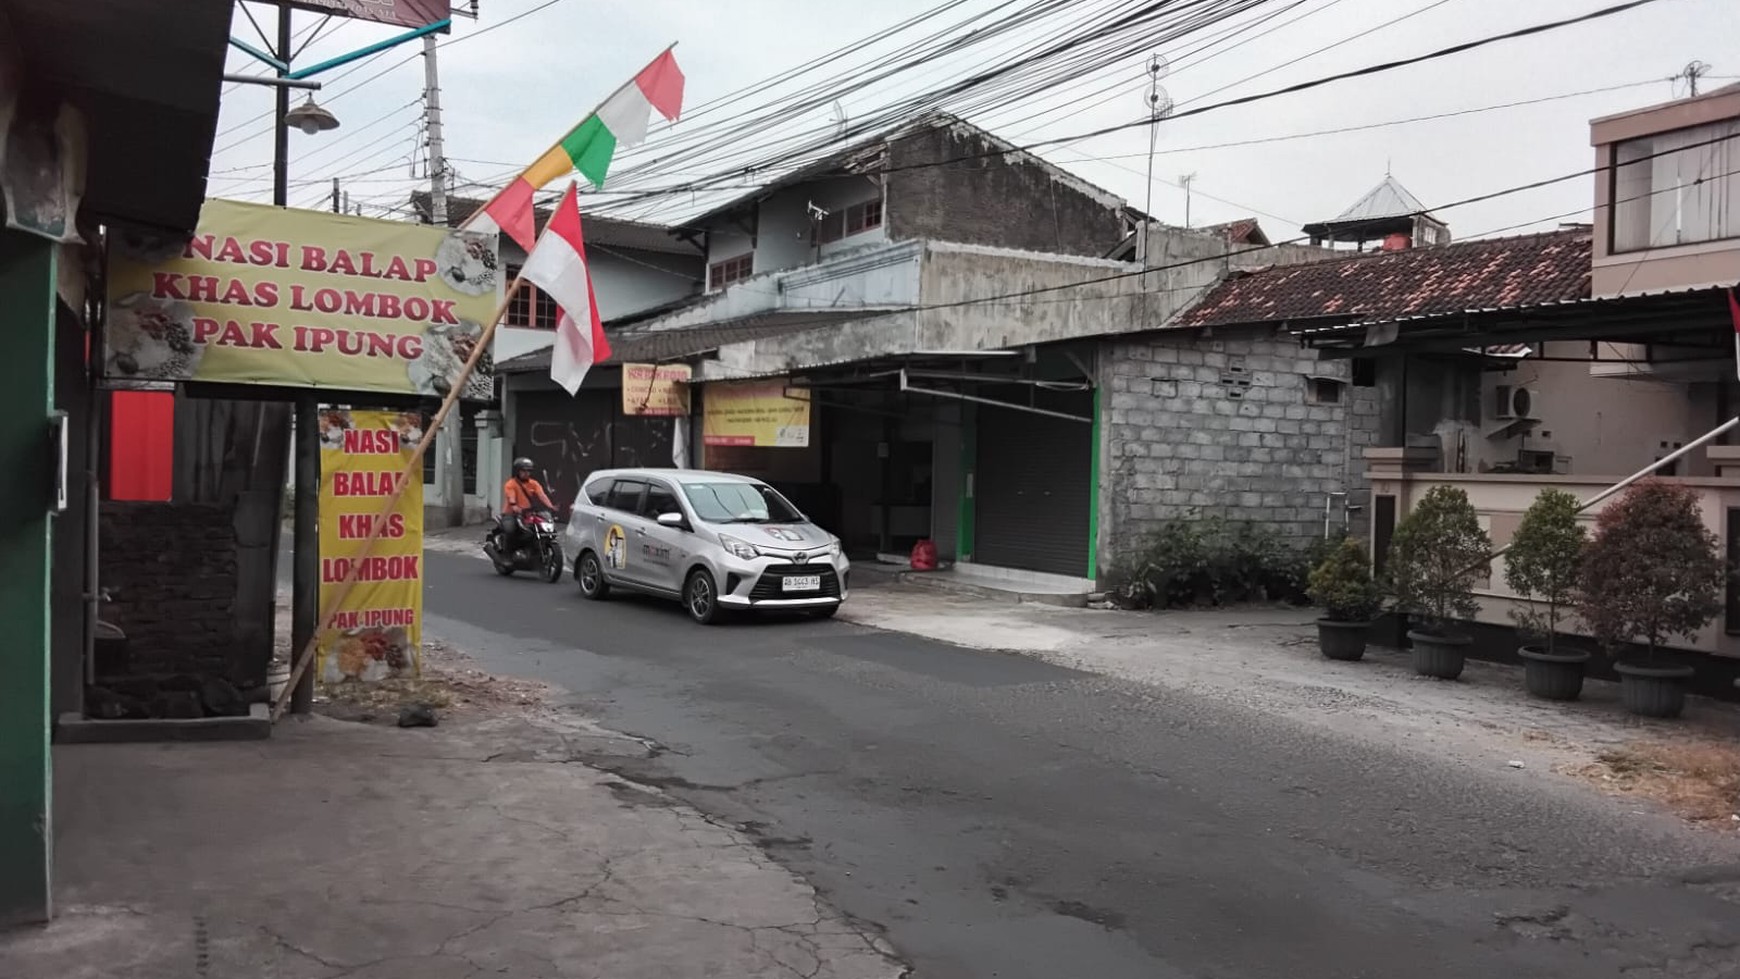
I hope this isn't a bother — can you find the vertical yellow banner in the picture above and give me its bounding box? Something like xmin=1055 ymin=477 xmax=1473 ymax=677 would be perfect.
xmin=314 ymin=408 xmax=426 ymax=684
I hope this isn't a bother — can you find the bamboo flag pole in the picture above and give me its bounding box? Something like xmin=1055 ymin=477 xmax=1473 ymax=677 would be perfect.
xmin=454 ymin=43 xmax=678 ymax=236
xmin=271 ymin=277 xmax=526 ymax=721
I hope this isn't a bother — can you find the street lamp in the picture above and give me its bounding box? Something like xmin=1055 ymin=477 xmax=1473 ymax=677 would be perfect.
xmin=285 ymin=97 xmax=340 ymax=136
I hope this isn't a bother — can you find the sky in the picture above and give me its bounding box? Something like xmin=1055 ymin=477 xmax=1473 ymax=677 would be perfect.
xmin=207 ymin=0 xmax=1738 ymax=245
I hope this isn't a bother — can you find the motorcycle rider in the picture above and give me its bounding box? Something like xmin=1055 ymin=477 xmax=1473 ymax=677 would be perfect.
xmin=498 ymin=457 xmax=556 ymax=555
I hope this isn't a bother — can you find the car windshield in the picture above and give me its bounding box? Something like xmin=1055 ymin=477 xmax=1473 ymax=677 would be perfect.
xmin=681 ymin=481 xmax=804 ymax=524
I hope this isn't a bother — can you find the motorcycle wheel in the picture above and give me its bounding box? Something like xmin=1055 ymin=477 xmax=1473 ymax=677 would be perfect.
xmin=542 ymin=542 xmax=565 ymax=583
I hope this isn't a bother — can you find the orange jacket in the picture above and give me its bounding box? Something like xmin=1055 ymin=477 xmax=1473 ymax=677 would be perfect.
xmin=503 ymin=477 xmax=554 ymax=514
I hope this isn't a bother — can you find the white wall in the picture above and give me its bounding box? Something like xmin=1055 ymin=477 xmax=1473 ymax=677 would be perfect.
xmin=1471 ymin=341 xmax=1699 ymax=477
xmin=702 ymin=176 xmax=888 ymax=282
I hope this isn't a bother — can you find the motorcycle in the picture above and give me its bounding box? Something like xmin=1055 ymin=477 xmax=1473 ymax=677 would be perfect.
xmin=484 ymin=508 xmax=565 ymax=583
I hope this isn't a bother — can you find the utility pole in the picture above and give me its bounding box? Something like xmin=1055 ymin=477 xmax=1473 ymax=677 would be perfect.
xmin=1179 ymin=173 xmax=1196 ymax=229
xmin=1136 ymin=54 xmax=1171 ymax=267
xmin=423 ymin=33 xmax=464 ymax=528
xmin=331 ymin=177 xmax=340 ymax=213
xmin=278 ymin=5 xmax=317 ymax=716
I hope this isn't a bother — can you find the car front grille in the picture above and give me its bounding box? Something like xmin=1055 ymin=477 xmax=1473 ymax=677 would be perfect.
xmin=749 ymin=563 xmax=842 ymax=601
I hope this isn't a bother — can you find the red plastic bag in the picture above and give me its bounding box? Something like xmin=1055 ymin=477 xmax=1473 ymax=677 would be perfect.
xmin=910 ymin=539 xmax=938 ymax=572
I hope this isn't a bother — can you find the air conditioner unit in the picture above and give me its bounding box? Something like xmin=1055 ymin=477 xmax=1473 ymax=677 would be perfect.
xmin=1493 ymin=385 xmax=1539 ymax=421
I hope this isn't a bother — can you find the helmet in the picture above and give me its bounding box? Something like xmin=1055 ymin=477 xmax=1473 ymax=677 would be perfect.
xmin=512 ymin=457 xmax=534 ymax=475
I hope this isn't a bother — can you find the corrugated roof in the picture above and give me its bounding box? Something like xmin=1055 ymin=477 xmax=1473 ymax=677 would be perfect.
xmin=408 ymin=191 xmax=691 ymax=255
xmin=495 ymin=311 xmax=874 ymax=374
xmin=1174 ymin=228 xmax=1591 ymax=330
xmin=1332 ymin=174 xmax=1428 ymax=223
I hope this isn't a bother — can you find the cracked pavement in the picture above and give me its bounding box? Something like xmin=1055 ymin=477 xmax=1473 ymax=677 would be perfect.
xmin=0 ymin=714 xmax=904 ymax=979
xmin=407 ymin=547 xmax=1740 ymax=978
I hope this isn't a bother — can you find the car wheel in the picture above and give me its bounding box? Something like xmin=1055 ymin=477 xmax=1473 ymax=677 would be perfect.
xmin=576 ymin=551 xmax=610 ymax=600
xmin=810 ymin=603 xmax=841 ymax=620
xmin=684 ymin=568 xmax=722 ymax=625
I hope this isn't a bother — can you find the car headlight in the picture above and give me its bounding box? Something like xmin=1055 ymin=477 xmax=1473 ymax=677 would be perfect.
xmin=718 ymin=535 xmax=759 ymax=560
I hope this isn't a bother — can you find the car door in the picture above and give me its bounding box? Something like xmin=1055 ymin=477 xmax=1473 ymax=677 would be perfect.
xmin=635 ymin=479 xmax=691 ymax=594
xmin=596 ymin=478 xmax=650 ymax=586
xmin=566 ymin=475 xmax=613 ymax=559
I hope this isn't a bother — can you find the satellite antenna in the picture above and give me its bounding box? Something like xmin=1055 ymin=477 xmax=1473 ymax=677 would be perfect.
xmin=1137 ymin=54 xmax=1173 ymax=265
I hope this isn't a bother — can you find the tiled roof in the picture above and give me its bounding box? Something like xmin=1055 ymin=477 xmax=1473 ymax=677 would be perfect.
xmin=408 ymin=192 xmax=690 ymax=255
xmin=1198 ymin=218 xmax=1269 ymax=245
xmin=1174 ymin=228 xmax=1592 ymax=330
xmin=495 ymin=311 xmax=871 ymax=374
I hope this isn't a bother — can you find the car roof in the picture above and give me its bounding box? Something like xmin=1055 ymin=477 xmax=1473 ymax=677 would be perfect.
xmin=585 ymin=468 xmax=764 ymax=485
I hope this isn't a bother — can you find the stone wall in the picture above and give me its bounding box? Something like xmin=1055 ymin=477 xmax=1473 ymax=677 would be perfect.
xmin=98 ymin=501 xmax=241 ymax=680
xmin=1099 ymin=326 xmax=1381 ymax=569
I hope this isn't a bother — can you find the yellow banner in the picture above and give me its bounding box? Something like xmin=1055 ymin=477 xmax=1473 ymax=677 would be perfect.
xmin=702 ymin=379 xmax=810 ymax=447
xmin=622 ymin=362 xmax=692 ymax=417
xmin=314 ymin=409 xmax=425 ymax=684
xmin=104 ymin=199 xmax=500 ymax=398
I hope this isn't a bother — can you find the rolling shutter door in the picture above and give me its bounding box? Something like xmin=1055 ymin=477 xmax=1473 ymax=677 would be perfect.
xmin=972 ymin=389 xmax=1092 ymax=577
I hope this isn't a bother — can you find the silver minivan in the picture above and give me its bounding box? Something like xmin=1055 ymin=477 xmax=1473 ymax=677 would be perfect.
xmin=566 ymin=468 xmax=850 ymax=624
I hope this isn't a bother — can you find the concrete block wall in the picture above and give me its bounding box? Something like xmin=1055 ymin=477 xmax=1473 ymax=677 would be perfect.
xmin=98 ymin=502 xmax=241 ymax=679
xmin=1099 ymin=327 xmax=1381 ymax=569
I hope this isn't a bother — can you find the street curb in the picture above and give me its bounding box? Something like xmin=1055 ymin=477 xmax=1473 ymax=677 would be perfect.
xmin=55 ymin=704 xmax=273 ymax=743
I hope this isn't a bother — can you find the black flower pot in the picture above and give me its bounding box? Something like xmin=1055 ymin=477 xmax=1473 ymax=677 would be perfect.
xmin=1517 ymin=646 xmax=1590 ymax=701
xmin=1315 ymin=619 xmax=1369 ymax=661
xmin=1408 ymin=630 xmax=1469 ymax=680
xmin=1615 ymin=662 xmax=1695 ymax=719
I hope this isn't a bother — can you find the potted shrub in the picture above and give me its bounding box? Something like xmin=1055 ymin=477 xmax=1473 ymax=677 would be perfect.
xmin=1387 ymin=485 xmax=1492 ymax=679
xmin=1306 ymin=538 xmax=1382 ymax=660
xmin=1504 ymin=489 xmax=1589 ymax=700
xmin=1577 ymin=480 xmax=1723 ymax=718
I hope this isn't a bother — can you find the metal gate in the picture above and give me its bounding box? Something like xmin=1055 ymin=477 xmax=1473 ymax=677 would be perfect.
xmin=972 ymin=387 xmax=1092 ymax=577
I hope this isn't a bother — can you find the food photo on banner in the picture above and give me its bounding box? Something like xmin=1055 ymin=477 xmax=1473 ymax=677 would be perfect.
xmin=314 ymin=409 xmax=426 ymax=685
xmin=102 ymin=199 xmax=500 ymax=400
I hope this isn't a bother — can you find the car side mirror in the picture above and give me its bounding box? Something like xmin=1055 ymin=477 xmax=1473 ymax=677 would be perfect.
xmin=656 ymin=511 xmax=687 ymax=529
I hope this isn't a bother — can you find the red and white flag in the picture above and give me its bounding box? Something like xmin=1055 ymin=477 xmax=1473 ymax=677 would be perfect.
xmin=518 ymin=183 xmax=612 ymax=395
xmin=1730 ymin=284 xmax=1740 ymax=382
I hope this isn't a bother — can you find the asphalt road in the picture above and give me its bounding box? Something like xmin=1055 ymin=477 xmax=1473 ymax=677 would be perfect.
xmin=422 ymin=549 xmax=1740 ymax=979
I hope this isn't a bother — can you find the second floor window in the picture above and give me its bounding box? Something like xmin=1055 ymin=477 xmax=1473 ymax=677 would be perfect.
xmin=814 ymin=198 xmax=884 ymax=245
xmin=709 ymin=253 xmax=753 ymax=290
xmin=1611 ymin=118 xmax=1740 ymax=252
xmin=503 ymin=264 xmax=561 ymax=329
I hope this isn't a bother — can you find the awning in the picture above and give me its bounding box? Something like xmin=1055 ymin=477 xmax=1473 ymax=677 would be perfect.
xmin=4 ymin=0 xmax=233 ymax=232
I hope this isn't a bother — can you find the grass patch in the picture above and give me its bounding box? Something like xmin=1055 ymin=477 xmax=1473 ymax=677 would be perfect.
xmin=1578 ymin=740 xmax=1740 ymax=825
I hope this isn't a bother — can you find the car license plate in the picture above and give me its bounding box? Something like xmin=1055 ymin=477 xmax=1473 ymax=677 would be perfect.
xmin=782 ymin=574 xmax=822 ymax=593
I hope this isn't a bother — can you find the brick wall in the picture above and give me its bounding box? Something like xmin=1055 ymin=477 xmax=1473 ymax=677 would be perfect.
xmin=99 ymin=502 xmax=241 ymax=679
xmin=1100 ymin=327 xmax=1380 ymax=568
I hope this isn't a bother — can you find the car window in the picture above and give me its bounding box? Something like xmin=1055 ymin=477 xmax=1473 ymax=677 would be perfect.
xmin=605 ymin=479 xmax=647 ymax=513
xmin=680 ymin=481 xmax=804 ymax=524
xmin=643 ymin=483 xmax=683 ymax=519
xmin=581 ymin=477 xmax=611 ymax=505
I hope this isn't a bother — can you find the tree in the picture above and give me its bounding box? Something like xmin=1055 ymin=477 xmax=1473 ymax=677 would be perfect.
xmin=1307 ymin=538 xmax=1382 ymax=622
xmin=1386 ymin=485 xmax=1490 ymax=633
xmin=1577 ymin=480 xmax=1724 ymax=659
xmin=1504 ymin=489 xmax=1586 ymax=655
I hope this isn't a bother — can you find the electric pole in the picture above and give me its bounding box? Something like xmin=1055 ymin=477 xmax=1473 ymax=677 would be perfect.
xmin=1136 ymin=54 xmax=1172 ymax=266
xmin=423 ymin=33 xmax=464 ymax=529
xmin=1179 ymin=173 xmax=1196 ymax=229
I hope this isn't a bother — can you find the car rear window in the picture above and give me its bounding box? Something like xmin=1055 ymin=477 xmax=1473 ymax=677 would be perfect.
xmin=605 ymin=479 xmax=647 ymax=513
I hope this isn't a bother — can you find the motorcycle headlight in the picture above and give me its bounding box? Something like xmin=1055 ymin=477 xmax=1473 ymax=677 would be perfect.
xmin=718 ymin=535 xmax=759 ymax=560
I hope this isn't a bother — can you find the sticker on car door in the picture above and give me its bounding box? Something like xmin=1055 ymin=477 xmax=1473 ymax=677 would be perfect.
xmin=604 ymin=524 xmax=628 ymax=570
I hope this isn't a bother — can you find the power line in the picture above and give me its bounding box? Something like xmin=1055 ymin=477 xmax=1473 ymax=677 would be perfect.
xmin=582 ymin=0 xmax=1667 ymax=221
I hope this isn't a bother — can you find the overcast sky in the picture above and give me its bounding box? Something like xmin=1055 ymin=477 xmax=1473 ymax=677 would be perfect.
xmin=209 ymin=0 xmax=1736 ymax=243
